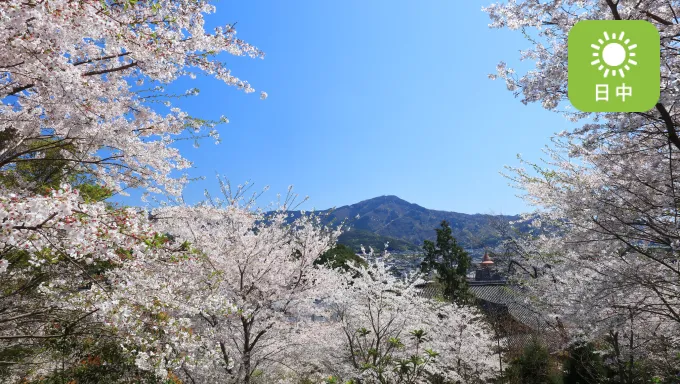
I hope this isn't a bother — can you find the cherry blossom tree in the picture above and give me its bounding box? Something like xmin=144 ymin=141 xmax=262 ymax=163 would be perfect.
xmin=0 ymin=180 xmax=342 ymax=384
xmin=1 ymin=0 xmax=268 ymax=380
xmin=485 ymin=0 xmax=680 ymax=379
xmin=318 ymin=248 xmax=498 ymax=384
xmin=1 ymin=0 xmax=265 ymax=196
xmin=87 ymin=190 xmax=341 ymax=383
xmin=0 ymin=184 xmax=181 ymax=381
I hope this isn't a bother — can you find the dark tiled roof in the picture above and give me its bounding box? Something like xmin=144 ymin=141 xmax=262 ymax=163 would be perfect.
xmin=418 ymin=281 xmax=553 ymax=332
xmin=468 ymin=283 xmax=543 ymax=329
xmin=417 ymin=281 xmax=566 ymax=352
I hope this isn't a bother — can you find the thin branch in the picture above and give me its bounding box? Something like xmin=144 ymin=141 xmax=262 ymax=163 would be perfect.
xmin=73 ymin=52 xmax=131 ymax=66
xmin=4 ymin=84 xmax=34 ymax=97
xmin=656 ymin=103 xmax=680 ymax=152
xmin=643 ymin=10 xmax=674 ymax=26
xmin=82 ymin=62 xmax=138 ymax=77
xmin=12 ymin=212 xmax=58 ymax=231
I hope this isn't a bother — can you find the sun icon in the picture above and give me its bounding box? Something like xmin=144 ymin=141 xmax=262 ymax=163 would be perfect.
xmin=590 ymin=31 xmax=637 ymax=78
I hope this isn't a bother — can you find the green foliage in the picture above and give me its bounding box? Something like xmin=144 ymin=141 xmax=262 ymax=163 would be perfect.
xmin=421 ymin=221 xmax=472 ymax=305
xmin=594 ymin=332 xmax=676 ymax=384
xmin=563 ymin=341 xmax=605 ymax=384
xmin=76 ymin=182 xmax=113 ymax=203
xmin=0 ymin=317 xmax=165 ymax=384
xmin=0 ymin=138 xmax=74 ymax=192
xmin=0 ymin=138 xmax=150 ymax=383
xmin=0 ymin=345 xmax=34 ymax=379
xmin=315 ymin=244 xmax=368 ymax=271
xmin=505 ymin=339 xmax=560 ymax=384
xmin=337 ymin=230 xmax=421 ymax=253
xmin=409 ymin=329 xmax=428 ymax=345
xmin=0 ymin=138 xmax=112 ymax=202
xmin=344 ymin=327 xmax=438 ymax=384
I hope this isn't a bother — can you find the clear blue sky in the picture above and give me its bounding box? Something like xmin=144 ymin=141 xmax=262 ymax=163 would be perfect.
xmin=123 ymin=0 xmax=575 ymax=214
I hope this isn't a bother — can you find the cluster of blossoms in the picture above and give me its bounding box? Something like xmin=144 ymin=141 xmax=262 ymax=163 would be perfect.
xmin=0 ymin=0 xmax=505 ymax=382
xmin=1 ymin=0 xmax=264 ymax=196
xmin=485 ymin=0 xmax=680 ymax=376
xmin=311 ymin=250 xmax=499 ymax=383
xmin=0 ymin=184 xmax=177 ymax=381
xmin=0 ymin=185 xmax=154 ymax=266
xmin=75 ymin=203 xmax=499 ymax=383
xmin=0 ymin=0 xmax=272 ymax=376
xmin=87 ymin=203 xmax=343 ymax=382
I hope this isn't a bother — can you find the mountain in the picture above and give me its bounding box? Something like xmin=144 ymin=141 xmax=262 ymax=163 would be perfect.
xmin=294 ymin=195 xmax=522 ymax=253
xmin=337 ymin=229 xmax=421 ymax=253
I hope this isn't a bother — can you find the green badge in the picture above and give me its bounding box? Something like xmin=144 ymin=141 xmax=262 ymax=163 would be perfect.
xmin=568 ymin=20 xmax=660 ymax=112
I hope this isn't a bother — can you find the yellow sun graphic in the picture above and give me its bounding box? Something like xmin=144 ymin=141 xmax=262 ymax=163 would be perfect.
xmin=590 ymin=31 xmax=637 ymax=78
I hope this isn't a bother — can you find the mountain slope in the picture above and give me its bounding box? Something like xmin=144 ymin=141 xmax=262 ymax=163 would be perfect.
xmin=337 ymin=229 xmax=421 ymax=253
xmin=295 ymin=195 xmax=521 ymax=252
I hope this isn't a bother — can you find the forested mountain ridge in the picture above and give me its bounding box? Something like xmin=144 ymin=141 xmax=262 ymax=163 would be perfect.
xmin=292 ymin=195 xmax=522 ymax=252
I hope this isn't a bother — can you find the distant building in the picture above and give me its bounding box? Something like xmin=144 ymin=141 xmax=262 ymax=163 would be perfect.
xmin=417 ymin=252 xmax=565 ymax=356
xmin=474 ymin=252 xmax=505 ymax=281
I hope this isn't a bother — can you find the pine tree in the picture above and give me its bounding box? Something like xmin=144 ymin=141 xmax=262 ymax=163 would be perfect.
xmin=421 ymin=220 xmax=472 ymax=304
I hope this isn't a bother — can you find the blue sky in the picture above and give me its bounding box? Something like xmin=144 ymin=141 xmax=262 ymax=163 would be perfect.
xmin=123 ymin=0 xmax=575 ymax=214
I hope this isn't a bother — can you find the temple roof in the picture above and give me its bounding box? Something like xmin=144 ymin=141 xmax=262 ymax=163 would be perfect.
xmin=416 ymin=280 xmax=565 ymax=352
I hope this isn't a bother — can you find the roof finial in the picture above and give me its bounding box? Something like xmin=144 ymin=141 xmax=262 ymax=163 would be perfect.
xmin=481 ymin=252 xmax=494 ymax=267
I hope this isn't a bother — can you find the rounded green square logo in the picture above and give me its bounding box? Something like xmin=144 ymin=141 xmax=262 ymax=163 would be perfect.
xmin=568 ymin=20 xmax=660 ymax=112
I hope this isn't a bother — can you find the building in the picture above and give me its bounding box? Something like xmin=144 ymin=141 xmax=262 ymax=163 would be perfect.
xmin=418 ymin=252 xmax=565 ymax=356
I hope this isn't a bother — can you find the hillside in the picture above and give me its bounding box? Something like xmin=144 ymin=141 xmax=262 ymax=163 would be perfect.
xmin=337 ymin=229 xmax=421 ymax=253
xmin=293 ymin=195 xmax=521 ymax=253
